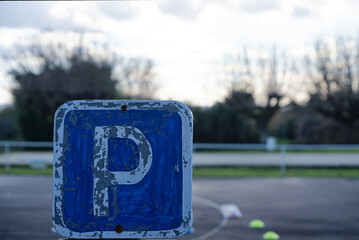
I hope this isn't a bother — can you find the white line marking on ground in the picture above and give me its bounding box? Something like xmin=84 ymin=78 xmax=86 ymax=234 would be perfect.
xmin=191 ymin=195 xmax=230 ymax=240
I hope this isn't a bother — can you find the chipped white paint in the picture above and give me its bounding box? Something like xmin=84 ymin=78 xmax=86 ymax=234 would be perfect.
xmin=52 ymin=100 xmax=193 ymax=239
xmin=93 ymin=126 xmax=153 ymax=216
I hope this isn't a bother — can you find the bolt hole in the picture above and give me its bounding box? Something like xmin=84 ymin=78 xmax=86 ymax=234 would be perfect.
xmin=121 ymin=105 xmax=127 ymax=111
xmin=115 ymin=224 xmax=124 ymax=233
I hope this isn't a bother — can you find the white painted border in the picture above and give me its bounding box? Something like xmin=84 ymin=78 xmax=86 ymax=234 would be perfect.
xmin=52 ymin=100 xmax=193 ymax=239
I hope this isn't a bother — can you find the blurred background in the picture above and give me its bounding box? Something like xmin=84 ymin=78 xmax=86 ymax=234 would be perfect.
xmin=0 ymin=1 xmax=359 ymax=240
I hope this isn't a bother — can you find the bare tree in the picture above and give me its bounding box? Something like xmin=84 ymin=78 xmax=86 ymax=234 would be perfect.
xmin=223 ymin=47 xmax=293 ymax=142
xmin=7 ymin=32 xmax=157 ymax=101
xmin=120 ymin=58 xmax=156 ymax=99
xmin=222 ymin=48 xmax=254 ymax=94
xmin=304 ymin=37 xmax=359 ymax=143
xmin=4 ymin=32 xmax=157 ymax=140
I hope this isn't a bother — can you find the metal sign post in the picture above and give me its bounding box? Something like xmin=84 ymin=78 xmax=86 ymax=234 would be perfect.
xmin=52 ymin=100 xmax=193 ymax=239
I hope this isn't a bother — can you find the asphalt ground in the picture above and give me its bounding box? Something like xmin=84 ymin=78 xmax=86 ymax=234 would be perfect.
xmin=0 ymin=175 xmax=358 ymax=240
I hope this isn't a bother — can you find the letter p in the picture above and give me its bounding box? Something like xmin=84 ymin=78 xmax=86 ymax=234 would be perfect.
xmin=93 ymin=126 xmax=153 ymax=217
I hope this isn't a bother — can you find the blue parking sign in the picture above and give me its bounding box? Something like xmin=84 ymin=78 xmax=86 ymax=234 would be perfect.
xmin=52 ymin=100 xmax=193 ymax=238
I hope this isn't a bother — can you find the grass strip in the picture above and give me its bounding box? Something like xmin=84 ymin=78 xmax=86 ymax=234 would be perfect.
xmin=0 ymin=165 xmax=52 ymax=175
xmin=1 ymin=166 xmax=359 ymax=178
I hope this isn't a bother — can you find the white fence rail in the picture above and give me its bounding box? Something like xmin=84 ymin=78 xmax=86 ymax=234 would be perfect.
xmin=0 ymin=141 xmax=53 ymax=170
xmin=193 ymin=143 xmax=359 ymax=151
xmin=193 ymin=143 xmax=359 ymax=174
xmin=1 ymin=141 xmax=359 ymax=173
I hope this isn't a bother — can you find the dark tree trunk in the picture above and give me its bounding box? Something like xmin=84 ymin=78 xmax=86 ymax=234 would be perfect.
xmin=344 ymin=124 xmax=353 ymax=144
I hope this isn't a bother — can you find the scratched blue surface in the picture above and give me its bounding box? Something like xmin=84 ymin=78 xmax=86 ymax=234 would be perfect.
xmin=108 ymin=138 xmax=139 ymax=171
xmin=62 ymin=109 xmax=183 ymax=232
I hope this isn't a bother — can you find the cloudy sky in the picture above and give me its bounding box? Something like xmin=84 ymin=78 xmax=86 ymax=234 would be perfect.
xmin=0 ymin=0 xmax=359 ymax=106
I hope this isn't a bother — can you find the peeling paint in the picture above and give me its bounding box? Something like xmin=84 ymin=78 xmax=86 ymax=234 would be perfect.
xmin=52 ymin=100 xmax=193 ymax=239
xmin=93 ymin=125 xmax=153 ymax=216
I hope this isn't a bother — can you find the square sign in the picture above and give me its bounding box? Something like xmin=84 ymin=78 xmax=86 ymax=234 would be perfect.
xmin=52 ymin=100 xmax=193 ymax=239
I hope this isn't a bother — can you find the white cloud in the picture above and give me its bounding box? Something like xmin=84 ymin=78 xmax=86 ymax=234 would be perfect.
xmin=1 ymin=0 xmax=359 ymax=106
xmin=292 ymin=6 xmax=314 ymax=18
xmin=157 ymin=0 xmax=206 ymax=19
xmin=239 ymin=0 xmax=282 ymax=13
xmin=96 ymin=2 xmax=137 ymax=21
xmin=0 ymin=2 xmax=90 ymax=31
